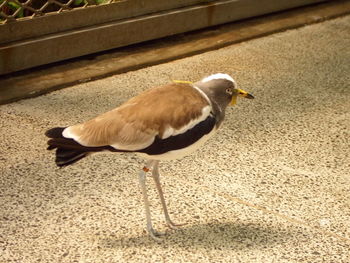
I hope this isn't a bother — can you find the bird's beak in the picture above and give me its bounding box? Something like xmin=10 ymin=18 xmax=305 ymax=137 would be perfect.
xmin=230 ymin=89 xmax=254 ymax=105
xmin=238 ymin=89 xmax=254 ymax=99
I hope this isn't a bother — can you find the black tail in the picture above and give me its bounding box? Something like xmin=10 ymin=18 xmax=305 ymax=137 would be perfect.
xmin=45 ymin=127 xmax=91 ymax=167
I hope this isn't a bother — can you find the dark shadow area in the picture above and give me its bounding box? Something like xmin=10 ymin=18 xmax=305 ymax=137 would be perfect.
xmin=100 ymin=221 xmax=294 ymax=250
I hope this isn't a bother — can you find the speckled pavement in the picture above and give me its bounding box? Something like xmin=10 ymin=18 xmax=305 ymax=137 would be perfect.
xmin=1 ymin=15 xmax=350 ymax=263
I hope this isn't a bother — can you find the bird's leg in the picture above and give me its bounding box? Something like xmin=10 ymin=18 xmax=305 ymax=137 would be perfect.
xmin=138 ymin=160 xmax=164 ymax=241
xmin=151 ymin=161 xmax=186 ymax=230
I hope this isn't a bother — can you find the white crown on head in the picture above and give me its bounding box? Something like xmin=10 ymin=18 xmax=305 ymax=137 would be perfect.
xmin=201 ymin=73 xmax=235 ymax=83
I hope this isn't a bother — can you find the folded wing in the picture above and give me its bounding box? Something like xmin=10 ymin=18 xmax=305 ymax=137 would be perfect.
xmin=62 ymin=83 xmax=212 ymax=152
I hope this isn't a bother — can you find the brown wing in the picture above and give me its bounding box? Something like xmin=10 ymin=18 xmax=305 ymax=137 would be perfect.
xmin=63 ymin=83 xmax=210 ymax=151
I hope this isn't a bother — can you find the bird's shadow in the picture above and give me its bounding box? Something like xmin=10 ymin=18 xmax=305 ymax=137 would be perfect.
xmin=100 ymin=221 xmax=294 ymax=250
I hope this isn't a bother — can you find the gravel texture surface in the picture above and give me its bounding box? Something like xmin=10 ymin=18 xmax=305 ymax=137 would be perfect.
xmin=1 ymin=15 xmax=349 ymax=263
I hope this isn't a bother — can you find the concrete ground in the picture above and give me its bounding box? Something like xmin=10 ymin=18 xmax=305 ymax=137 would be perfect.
xmin=1 ymin=15 xmax=349 ymax=263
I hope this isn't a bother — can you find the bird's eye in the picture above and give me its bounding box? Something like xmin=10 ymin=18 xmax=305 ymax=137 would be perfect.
xmin=226 ymin=88 xmax=232 ymax=94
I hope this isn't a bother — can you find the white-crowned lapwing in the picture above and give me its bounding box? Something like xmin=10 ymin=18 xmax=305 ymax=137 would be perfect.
xmin=45 ymin=73 xmax=254 ymax=241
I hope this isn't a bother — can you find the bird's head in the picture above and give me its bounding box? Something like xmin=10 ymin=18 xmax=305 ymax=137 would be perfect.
xmin=196 ymin=73 xmax=254 ymax=108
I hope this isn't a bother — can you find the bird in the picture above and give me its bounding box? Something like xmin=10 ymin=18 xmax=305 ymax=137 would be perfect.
xmin=45 ymin=73 xmax=254 ymax=241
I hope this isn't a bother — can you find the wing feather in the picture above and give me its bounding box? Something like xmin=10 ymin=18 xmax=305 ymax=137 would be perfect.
xmin=63 ymin=83 xmax=211 ymax=151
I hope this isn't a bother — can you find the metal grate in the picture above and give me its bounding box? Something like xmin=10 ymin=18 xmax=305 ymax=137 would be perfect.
xmin=0 ymin=0 xmax=113 ymax=23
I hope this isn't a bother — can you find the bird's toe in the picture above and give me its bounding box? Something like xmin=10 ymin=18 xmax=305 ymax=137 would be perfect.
xmin=147 ymin=226 xmax=165 ymax=242
xmin=166 ymin=219 xmax=186 ymax=230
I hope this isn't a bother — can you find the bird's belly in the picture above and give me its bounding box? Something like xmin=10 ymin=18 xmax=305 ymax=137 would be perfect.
xmin=136 ymin=127 xmax=217 ymax=161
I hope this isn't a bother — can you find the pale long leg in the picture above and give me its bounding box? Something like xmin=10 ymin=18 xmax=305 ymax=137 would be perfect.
xmin=152 ymin=161 xmax=185 ymax=229
xmin=138 ymin=160 xmax=164 ymax=241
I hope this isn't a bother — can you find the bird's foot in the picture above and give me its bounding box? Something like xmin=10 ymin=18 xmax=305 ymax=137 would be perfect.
xmin=147 ymin=225 xmax=165 ymax=242
xmin=166 ymin=219 xmax=186 ymax=230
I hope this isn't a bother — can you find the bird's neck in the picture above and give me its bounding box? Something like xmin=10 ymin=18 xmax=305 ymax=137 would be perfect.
xmin=194 ymin=82 xmax=226 ymax=127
